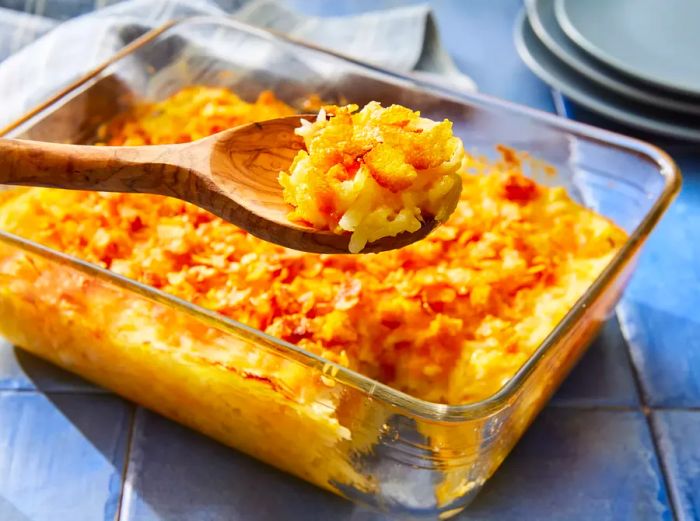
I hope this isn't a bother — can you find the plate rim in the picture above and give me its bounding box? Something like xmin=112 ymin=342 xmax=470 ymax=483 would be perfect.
xmin=515 ymin=10 xmax=700 ymax=141
xmin=555 ymin=0 xmax=700 ymax=97
xmin=525 ymin=0 xmax=700 ymax=114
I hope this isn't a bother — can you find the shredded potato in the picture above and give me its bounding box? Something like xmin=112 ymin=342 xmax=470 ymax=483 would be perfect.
xmin=0 ymin=86 xmax=627 ymax=405
xmin=280 ymin=103 xmax=463 ymax=252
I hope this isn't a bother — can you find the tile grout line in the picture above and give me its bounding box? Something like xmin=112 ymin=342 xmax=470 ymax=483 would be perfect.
xmin=549 ymin=88 xmax=679 ymax=521
xmin=653 ymin=406 xmax=700 ymax=412
xmin=546 ymin=402 xmax=641 ymax=411
xmin=647 ymin=412 xmax=687 ymax=521
xmin=615 ymin=303 xmax=653 ymax=405
xmin=614 ymin=308 xmax=680 ymax=521
xmin=0 ymin=387 xmax=670 ymax=412
xmin=114 ymin=403 xmax=138 ymax=521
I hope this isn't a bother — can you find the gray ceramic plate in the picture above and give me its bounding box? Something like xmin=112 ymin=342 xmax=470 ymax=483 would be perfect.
xmin=556 ymin=0 xmax=700 ymax=97
xmin=526 ymin=0 xmax=700 ymax=114
xmin=515 ymin=10 xmax=700 ymax=141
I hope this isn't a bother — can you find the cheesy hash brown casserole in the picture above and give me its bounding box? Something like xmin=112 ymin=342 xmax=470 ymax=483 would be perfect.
xmin=0 ymin=86 xmax=626 ymax=405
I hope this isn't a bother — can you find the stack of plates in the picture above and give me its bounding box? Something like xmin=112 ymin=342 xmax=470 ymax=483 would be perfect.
xmin=516 ymin=0 xmax=700 ymax=141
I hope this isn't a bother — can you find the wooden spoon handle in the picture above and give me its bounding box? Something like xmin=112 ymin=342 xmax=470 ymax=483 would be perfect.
xmin=0 ymin=139 xmax=198 ymax=197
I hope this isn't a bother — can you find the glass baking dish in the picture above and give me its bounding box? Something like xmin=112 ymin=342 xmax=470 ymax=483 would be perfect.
xmin=0 ymin=17 xmax=679 ymax=519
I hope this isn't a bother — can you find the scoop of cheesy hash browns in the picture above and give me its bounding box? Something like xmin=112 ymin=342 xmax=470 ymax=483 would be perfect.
xmin=280 ymin=102 xmax=463 ymax=253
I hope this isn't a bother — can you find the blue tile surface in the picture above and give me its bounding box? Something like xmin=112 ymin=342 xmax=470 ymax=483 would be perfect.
xmin=119 ymin=407 xmax=674 ymax=521
xmin=0 ymin=339 xmax=103 ymax=392
xmin=465 ymin=408 xmax=672 ymax=521
xmin=119 ymin=408 xmax=358 ymax=521
xmin=617 ymin=150 xmax=700 ymax=408
xmin=0 ymin=392 xmax=131 ymax=521
xmin=652 ymin=410 xmax=700 ymax=521
xmin=551 ymin=317 xmax=640 ymax=408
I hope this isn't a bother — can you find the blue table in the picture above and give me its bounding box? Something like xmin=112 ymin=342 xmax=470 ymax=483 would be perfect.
xmin=1 ymin=1 xmax=699 ymax=520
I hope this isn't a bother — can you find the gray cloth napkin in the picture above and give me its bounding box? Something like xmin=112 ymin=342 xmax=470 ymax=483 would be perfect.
xmin=0 ymin=0 xmax=475 ymax=129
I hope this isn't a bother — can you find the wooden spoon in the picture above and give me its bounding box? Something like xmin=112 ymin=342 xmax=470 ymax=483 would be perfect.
xmin=0 ymin=116 xmax=437 ymax=254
